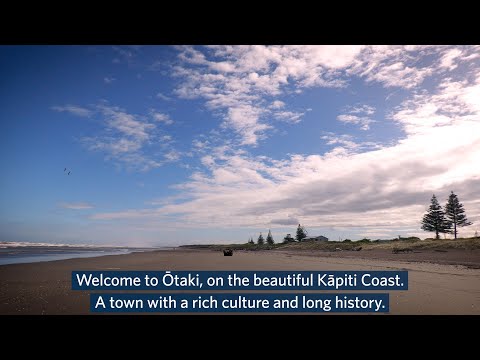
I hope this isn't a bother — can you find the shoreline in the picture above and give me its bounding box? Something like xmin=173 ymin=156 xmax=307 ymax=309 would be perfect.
xmin=1 ymin=248 xmax=479 ymax=315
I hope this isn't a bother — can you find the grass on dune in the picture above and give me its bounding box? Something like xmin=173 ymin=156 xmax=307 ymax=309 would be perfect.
xmin=181 ymin=236 xmax=480 ymax=252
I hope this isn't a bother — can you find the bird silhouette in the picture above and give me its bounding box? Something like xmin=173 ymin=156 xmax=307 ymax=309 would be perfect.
xmin=68 ymin=171 xmax=71 ymax=175
xmin=64 ymin=168 xmax=67 ymax=172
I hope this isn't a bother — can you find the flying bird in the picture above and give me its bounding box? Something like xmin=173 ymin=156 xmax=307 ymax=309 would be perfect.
xmin=64 ymin=168 xmax=67 ymax=172
xmin=68 ymin=171 xmax=71 ymax=175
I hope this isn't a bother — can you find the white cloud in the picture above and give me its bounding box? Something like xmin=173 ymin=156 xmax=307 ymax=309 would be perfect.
xmin=270 ymin=100 xmax=285 ymax=109
xmin=349 ymin=104 xmax=375 ymax=115
xmin=164 ymin=150 xmax=181 ymax=162
xmin=337 ymin=114 xmax=374 ymax=130
xmin=98 ymin=104 xmax=154 ymax=141
xmin=151 ymin=111 xmax=174 ymax=125
xmin=439 ymin=48 xmax=463 ymax=71
xmin=348 ymin=45 xmax=438 ymax=89
xmin=274 ymin=110 xmax=304 ymax=124
xmin=51 ymin=105 xmax=92 ymax=117
xmin=321 ymin=133 xmax=382 ymax=153
xmin=104 ymin=77 xmax=116 ymax=84
xmin=226 ymin=105 xmax=271 ymax=146
xmin=192 ymin=139 xmax=210 ymax=151
xmin=59 ymin=202 xmax=94 ymax=210
xmin=366 ymin=61 xmax=433 ymax=89
xmin=321 ymin=133 xmax=358 ymax=149
xmin=337 ymin=104 xmax=376 ymax=130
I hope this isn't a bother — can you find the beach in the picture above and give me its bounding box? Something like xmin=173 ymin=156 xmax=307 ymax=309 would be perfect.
xmin=1 ymin=248 xmax=479 ymax=315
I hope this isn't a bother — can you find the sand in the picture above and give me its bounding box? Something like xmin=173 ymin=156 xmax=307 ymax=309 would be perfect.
xmin=0 ymin=248 xmax=479 ymax=315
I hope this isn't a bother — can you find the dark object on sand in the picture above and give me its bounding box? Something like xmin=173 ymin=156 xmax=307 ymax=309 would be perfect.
xmin=392 ymin=248 xmax=413 ymax=254
xmin=223 ymin=249 xmax=233 ymax=256
xmin=353 ymin=246 xmax=362 ymax=251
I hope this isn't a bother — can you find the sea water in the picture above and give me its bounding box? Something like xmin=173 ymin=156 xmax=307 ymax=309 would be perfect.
xmin=0 ymin=242 xmax=170 ymax=266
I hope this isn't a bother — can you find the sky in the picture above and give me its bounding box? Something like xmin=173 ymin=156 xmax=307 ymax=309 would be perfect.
xmin=1 ymin=45 xmax=479 ymax=247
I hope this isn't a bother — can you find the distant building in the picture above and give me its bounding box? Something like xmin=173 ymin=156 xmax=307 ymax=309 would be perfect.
xmin=302 ymin=235 xmax=329 ymax=242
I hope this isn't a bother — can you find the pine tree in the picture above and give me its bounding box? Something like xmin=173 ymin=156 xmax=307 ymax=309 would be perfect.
xmin=257 ymin=233 xmax=264 ymax=245
xmin=421 ymin=194 xmax=449 ymax=239
xmin=296 ymin=224 xmax=307 ymax=242
xmin=266 ymin=230 xmax=274 ymax=245
xmin=444 ymin=191 xmax=472 ymax=239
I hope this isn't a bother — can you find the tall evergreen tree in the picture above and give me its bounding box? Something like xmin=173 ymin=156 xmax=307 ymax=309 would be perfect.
xmin=296 ymin=224 xmax=307 ymax=242
xmin=421 ymin=194 xmax=449 ymax=239
xmin=257 ymin=233 xmax=265 ymax=245
xmin=444 ymin=191 xmax=472 ymax=239
xmin=266 ymin=230 xmax=274 ymax=245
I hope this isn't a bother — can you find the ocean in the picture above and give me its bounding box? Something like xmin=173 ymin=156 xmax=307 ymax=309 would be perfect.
xmin=0 ymin=242 xmax=165 ymax=266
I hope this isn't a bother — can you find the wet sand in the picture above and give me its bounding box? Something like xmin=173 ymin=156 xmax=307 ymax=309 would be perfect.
xmin=0 ymin=248 xmax=479 ymax=315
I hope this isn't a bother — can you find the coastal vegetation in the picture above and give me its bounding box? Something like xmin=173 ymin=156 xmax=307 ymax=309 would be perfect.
xmin=181 ymin=236 xmax=480 ymax=252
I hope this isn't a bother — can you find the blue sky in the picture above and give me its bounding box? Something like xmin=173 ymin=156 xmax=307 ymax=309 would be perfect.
xmin=1 ymin=45 xmax=479 ymax=247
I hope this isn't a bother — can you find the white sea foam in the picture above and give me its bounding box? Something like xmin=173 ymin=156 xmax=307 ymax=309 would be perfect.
xmin=0 ymin=241 xmax=123 ymax=248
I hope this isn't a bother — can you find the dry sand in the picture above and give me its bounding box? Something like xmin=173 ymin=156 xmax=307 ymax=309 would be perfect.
xmin=0 ymin=248 xmax=479 ymax=315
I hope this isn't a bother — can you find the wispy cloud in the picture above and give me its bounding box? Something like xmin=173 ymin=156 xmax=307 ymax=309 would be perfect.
xmin=112 ymin=46 xmax=140 ymax=65
xmin=348 ymin=45 xmax=437 ymax=89
xmin=59 ymin=202 xmax=94 ymax=210
xmin=274 ymin=110 xmax=305 ymax=124
xmin=51 ymin=105 xmax=92 ymax=117
xmin=156 ymin=92 xmax=172 ymax=101
xmin=104 ymin=76 xmax=116 ymax=84
xmin=83 ymin=104 xmax=160 ymax=171
xmin=349 ymin=104 xmax=375 ymax=115
xmin=320 ymin=133 xmax=382 ymax=157
xmin=164 ymin=150 xmax=181 ymax=162
xmin=53 ymin=102 xmax=180 ymax=172
xmin=337 ymin=115 xmax=374 ymax=131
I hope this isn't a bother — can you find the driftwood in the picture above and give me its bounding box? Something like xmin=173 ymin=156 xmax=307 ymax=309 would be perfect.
xmin=223 ymin=249 xmax=233 ymax=256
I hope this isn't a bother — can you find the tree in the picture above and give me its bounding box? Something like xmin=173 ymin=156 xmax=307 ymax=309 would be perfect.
xmin=283 ymin=234 xmax=295 ymax=243
xmin=257 ymin=233 xmax=265 ymax=245
xmin=296 ymin=224 xmax=307 ymax=242
xmin=444 ymin=191 xmax=472 ymax=239
xmin=248 ymin=237 xmax=254 ymax=245
xmin=266 ymin=230 xmax=274 ymax=245
xmin=421 ymin=194 xmax=449 ymax=239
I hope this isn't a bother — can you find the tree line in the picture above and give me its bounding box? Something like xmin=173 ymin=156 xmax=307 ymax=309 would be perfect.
xmin=247 ymin=194 xmax=472 ymax=246
xmin=248 ymin=229 xmax=275 ymax=245
xmin=421 ymin=191 xmax=472 ymax=239
xmin=249 ymin=224 xmax=309 ymax=245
